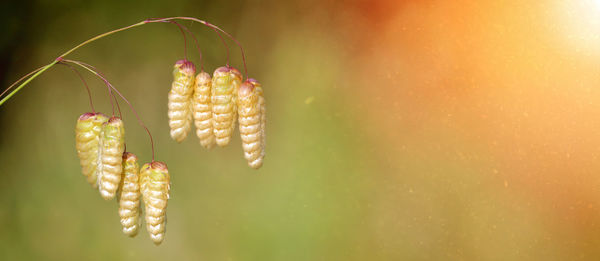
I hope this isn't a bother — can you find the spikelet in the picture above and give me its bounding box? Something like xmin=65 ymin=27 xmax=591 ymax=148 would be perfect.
xmin=168 ymin=60 xmax=196 ymax=143
xmin=98 ymin=117 xmax=125 ymax=200
xmin=211 ymin=66 xmax=242 ymax=147
xmin=75 ymin=112 xmax=108 ymax=187
xmin=248 ymin=78 xmax=266 ymax=162
xmin=140 ymin=161 xmax=170 ymax=245
xmin=118 ymin=152 xmax=141 ymax=237
xmin=192 ymin=71 xmax=216 ymax=148
xmin=237 ymin=81 xmax=263 ymax=169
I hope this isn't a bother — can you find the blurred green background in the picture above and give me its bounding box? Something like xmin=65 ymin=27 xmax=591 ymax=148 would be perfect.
xmin=2 ymin=0 xmax=600 ymax=260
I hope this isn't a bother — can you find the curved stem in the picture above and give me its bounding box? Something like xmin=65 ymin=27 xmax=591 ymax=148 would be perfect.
xmin=59 ymin=21 xmax=147 ymax=58
xmin=58 ymin=62 xmax=95 ymax=113
xmin=213 ymin=27 xmax=230 ymax=67
xmin=165 ymin=17 xmax=248 ymax=78
xmin=169 ymin=21 xmax=204 ymax=71
xmin=0 ymin=16 xmax=247 ymax=107
xmin=0 ymin=64 xmax=47 ymax=99
xmin=167 ymin=20 xmax=188 ymax=60
xmin=0 ymin=62 xmax=56 ymax=106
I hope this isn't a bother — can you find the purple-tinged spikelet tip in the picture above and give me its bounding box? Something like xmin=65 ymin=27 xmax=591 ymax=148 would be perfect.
xmin=174 ymin=59 xmax=196 ymax=75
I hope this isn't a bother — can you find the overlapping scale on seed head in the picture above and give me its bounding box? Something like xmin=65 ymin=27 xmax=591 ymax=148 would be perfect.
xmin=192 ymin=71 xmax=216 ymax=148
xmin=238 ymin=80 xmax=265 ymax=169
xmin=98 ymin=116 xmax=125 ymax=200
xmin=118 ymin=152 xmax=141 ymax=237
xmin=140 ymin=161 xmax=170 ymax=245
xmin=75 ymin=112 xmax=109 ymax=187
xmin=168 ymin=60 xmax=196 ymax=143
xmin=211 ymin=66 xmax=242 ymax=147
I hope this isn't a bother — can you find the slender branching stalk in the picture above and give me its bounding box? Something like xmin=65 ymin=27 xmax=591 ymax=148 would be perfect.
xmin=59 ymin=62 xmax=95 ymax=113
xmin=0 ymin=17 xmax=247 ymax=106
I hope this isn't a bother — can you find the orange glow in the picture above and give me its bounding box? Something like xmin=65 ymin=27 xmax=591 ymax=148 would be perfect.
xmin=554 ymin=0 xmax=600 ymax=56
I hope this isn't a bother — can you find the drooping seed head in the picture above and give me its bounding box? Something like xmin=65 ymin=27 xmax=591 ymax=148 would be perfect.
xmin=211 ymin=66 xmax=242 ymax=147
xmin=119 ymin=151 xmax=141 ymax=237
xmin=193 ymin=70 xmax=216 ymax=149
xmin=140 ymin=161 xmax=170 ymax=245
xmin=75 ymin=112 xmax=109 ymax=188
xmin=98 ymin=116 xmax=125 ymax=200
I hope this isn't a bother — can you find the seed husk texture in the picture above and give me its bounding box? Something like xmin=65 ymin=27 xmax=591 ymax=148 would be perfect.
xmin=211 ymin=66 xmax=242 ymax=147
xmin=237 ymin=81 xmax=264 ymax=169
xmin=140 ymin=161 xmax=170 ymax=245
xmin=75 ymin=112 xmax=109 ymax=187
xmin=98 ymin=117 xmax=125 ymax=200
xmin=168 ymin=60 xmax=196 ymax=143
xmin=192 ymin=71 xmax=216 ymax=148
xmin=118 ymin=152 xmax=141 ymax=237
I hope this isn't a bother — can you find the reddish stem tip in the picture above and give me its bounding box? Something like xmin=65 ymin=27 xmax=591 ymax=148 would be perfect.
xmin=175 ymin=59 xmax=196 ymax=74
xmin=239 ymin=81 xmax=255 ymax=96
xmin=78 ymin=112 xmax=95 ymax=120
xmin=151 ymin=161 xmax=168 ymax=170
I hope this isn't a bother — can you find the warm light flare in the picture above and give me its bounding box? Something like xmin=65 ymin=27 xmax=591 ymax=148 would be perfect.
xmin=555 ymin=0 xmax=600 ymax=56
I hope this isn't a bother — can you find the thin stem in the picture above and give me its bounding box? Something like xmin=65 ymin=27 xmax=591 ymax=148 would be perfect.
xmin=0 ymin=64 xmax=47 ymax=100
xmin=213 ymin=27 xmax=230 ymax=67
xmin=107 ymin=79 xmax=115 ymax=116
xmin=0 ymin=61 xmax=56 ymax=106
xmin=146 ymin=17 xmax=246 ymax=77
xmin=65 ymin=59 xmax=156 ymax=161
xmin=71 ymin=60 xmax=121 ymax=117
xmin=168 ymin=20 xmax=188 ymax=60
xmin=113 ymin=87 xmax=122 ymax=119
xmin=0 ymin=21 xmax=147 ymax=106
xmin=174 ymin=17 xmax=247 ymax=78
xmin=59 ymin=21 xmax=147 ymax=59
xmin=169 ymin=21 xmax=204 ymax=71
xmin=0 ymin=16 xmax=248 ymax=106
xmin=58 ymin=62 xmax=95 ymax=113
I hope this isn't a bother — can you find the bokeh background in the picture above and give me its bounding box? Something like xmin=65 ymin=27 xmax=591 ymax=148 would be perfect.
xmin=1 ymin=0 xmax=600 ymax=260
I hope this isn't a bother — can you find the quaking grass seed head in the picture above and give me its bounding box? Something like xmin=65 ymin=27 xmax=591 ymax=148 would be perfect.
xmin=237 ymin=80 xmax=264 ymax=169
xmin=211 ymin=66 xmax=242 ymax=147
xmin=247 ymin=78 xmax=266 ymax=164
xmin=119 ymin=151 xmax=141 ymax=237
xmin=192 ymin=71 xmax=216 ymax=149
xmin=168 ymin=59 xmax=196 ymax=143
xmin=98 ymin=116 xmax=125 ymax=200
xmin=140 ymin=161 xmax=170 ymax=245
xmin=75 ymin=112 xmax=109 ymax=188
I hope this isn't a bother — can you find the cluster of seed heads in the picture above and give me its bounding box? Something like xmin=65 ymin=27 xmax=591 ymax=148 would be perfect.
xmin=168 ymin=60 xmax=266 ymax=169
xmin=75 ymin=113 xmax=169 ymax=244
xmin=1 ymin=17 xmax=265 ymax=245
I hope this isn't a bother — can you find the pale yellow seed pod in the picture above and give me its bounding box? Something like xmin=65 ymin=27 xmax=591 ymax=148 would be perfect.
xmin=118 ymin=152 xmax=141 ymax=237
xmin=168 ymin=60 xmax=196 ymax=143
xmin=248 ymin=78 xmax=266 ymax=161
xmin=211 ymin=66 xmax=242 ymax=147
xmin=192 ymin=71 xmax=216 ymax=148
xmin=98 ymin=117 xmax=125 ymax=200
xmin=237 ymin=81 xmax=263 ymax=169
xmin=140 ymin=161 xmax=170 ymax=245
xmin=75 ymin=112 xmax=108 ymax=188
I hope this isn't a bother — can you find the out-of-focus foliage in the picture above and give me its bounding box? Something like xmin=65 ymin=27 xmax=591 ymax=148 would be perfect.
xmin=1 ymin=0 xmax=600 ymax=260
